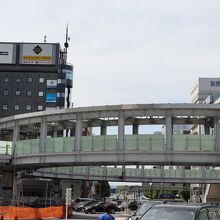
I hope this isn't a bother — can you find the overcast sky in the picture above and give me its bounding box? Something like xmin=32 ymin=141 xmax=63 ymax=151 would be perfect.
xmin=1 ymin=0 xmax=220 ymax=107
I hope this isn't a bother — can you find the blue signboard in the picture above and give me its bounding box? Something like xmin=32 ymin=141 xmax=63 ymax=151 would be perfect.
xmin=159 ymin=194 xmax=176 ymax=199
xmin=46 ymin=93 xmax=56 ymax=103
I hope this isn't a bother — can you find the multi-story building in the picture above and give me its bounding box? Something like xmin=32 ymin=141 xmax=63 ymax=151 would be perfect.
xmin=0 ymin=42 xmax=73 ymax=118
xmin=191 ymin=77 xmax=220 ymax=104
xmin=0 ymin=41 xmax=77 ymax=205
xmin=190 ymin=77 xmax=220 ymax=202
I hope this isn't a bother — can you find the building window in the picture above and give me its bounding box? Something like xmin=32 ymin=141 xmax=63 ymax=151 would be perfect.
xmin=57 ymin=92 xmax=65 ymax=97
xmin=38 ymin=91 xmax=44 ymax=97
xmin=38 ymin=105 xmax=43 ymax=110
xmin=2 ymin=104 xmax=8 ymax=110
xmin=4 ymin=77 xmax=9 ymax=82
xmin=15 ymin=90 xmax=21 ymax=96
xmin=26 ymin=105 xmax=31 ymax=111
xmin=3 ymin=90 xmax=9 ymax=96
xmin=39 ymin=77 xmax=44 ymax=83
xmin=27 ymin=91 xmax=32 ymax=97
xmin=27 ymin=77 xmax=33 ymax=83
xmin=16 ymin=78 xmax=21 ymax=83
xmin=15 ymin=104 xmax=20 ymax=110
xmin=57 ymin=79 xmax=65 ymax=84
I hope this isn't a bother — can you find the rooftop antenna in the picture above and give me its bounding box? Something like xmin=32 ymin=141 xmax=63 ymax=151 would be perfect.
xmin=64 ymin=23 xmax=70 ymax=52
xmin=44 ymin=35 xmax=47 ymax=43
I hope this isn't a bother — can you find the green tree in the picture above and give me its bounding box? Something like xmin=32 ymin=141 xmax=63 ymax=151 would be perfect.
xmin=180 ymin=190 xmax=190 ymax=201
xmin=94 ymin=181 xmax=110 ymax=198
xmin=144 ymin=187 xmax=156 ymax=199
xmin=144 ymin=187 xmax=179 ymax=199
xmin=180 ymin=183 xmax=190 ymax=201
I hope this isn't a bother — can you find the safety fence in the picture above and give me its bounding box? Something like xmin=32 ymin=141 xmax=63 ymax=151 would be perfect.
xmin=40 ymin=166 xmax=220 ymax=180
xmin=14 ymin=134 xmax=216 ymax=156
xmin=0 ymin=206 xmax=64 ymax=220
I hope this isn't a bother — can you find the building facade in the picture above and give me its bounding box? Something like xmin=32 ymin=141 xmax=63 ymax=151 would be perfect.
xmin=190 ymin=77 xmax=220 ymax=202
xmin=0 ymin=42 xmax=76 ymax=205
xmin=191 ymin=77 xmax=220 ymax=104
xmin=0 ymin=42 xmax=73 ymax=118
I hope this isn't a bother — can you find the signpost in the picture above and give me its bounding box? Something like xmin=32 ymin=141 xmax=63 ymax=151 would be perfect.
xmin=65 ymin=188 xmax=72 ymax=220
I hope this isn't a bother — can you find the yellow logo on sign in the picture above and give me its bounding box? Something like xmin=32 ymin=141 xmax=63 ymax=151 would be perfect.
xmin=23 ymin=56 xmax=52 ymax=60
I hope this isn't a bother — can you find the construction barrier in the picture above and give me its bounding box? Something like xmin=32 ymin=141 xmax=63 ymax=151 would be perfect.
xmin=0 ymin=206 xmax=65 ymax=220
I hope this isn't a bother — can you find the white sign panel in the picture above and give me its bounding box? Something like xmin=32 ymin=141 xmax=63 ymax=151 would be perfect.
xmin=47 ymin=80 xmax=57 ymax=88
xmin=21 ymin=44 xmax=54 ymax=64
xmin=199 ymin=78 xmax=220 ymax=92
xmin=0 ymin=44 xmax=14 ymax=64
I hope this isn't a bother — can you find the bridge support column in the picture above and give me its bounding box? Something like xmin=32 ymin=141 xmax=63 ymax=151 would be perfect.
xmin=200 ymin=166 xmax=206 ymax=179
xmin=1 ymin=171 xmax=13 ymax=205
xmin=160 ymin=166 xmax=164 ymax=179
xmin=204 ymin=125 xmax=210 ymax=135
xmin=101 ymin=121 xmax=107 ymax=135
xmin=141 ymin=165 xmax=145 ymax=182
xmin=133 ymin=119 xmax=139 ymax=135
xmin=103 ymin=166 xmax=107 ymax=179
xmin=118 ymin=111 xmax=125 ymax=151
xmin=39 ymin=117 xmax=47 ymax=153
xmin=12 ymin=122 xmax=20 ymax=155
xmin=181 ymin=166 xmax=185 ymax=179
xmin=53 ymin=128 xmax=58 ymax=137
xmin=215 ymin=117 xmax=220 ymax=151
xmin=122 ymin=165 xmax=126 ymax=179
xmin=75 ymin=113 xmax=82 ymax=151
xmin=133 ymin=119 xmax=139 ymax=168
xmin=165 ymin=115 xmax=173 ymax=151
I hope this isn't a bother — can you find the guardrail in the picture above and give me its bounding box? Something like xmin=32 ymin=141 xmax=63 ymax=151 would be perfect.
xmin=14 ymin=134 xmax=215 ymax=156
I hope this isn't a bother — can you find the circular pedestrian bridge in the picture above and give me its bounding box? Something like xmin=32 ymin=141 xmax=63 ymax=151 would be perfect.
xmin=0 ymin=103 xmax=220 ymax=170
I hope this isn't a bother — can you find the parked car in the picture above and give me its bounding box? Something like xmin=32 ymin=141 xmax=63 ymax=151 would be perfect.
xmin=118 ymin=201 xmax=128 ymax=211
xmin=128 ymin=201 xmax=138 ymax=210
xmin=140 ymin=203 xmax=220 ymax=220
xmin=75 ymin=197 xmax=94 ymax=204
xmin=84 ymin=201 xmax=120 ymax=214
xmin=74 ymin=199 xmax=98 ymax=212
xmin=82 ymin=200 xmax=100 ymax=212
xmin=128 ymin=200 xmax=166 ymax=220
xmin=119 ymin=201 xmax=138 ymax=211
xmin=30 ymin=199 xmax=57 ymax=208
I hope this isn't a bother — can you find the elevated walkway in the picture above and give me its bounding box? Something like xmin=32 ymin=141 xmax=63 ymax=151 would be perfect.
xmin=28 ymin=166 xmax=220 ymax=184
xmin=1 ymin=104 xmax=220 ymax=168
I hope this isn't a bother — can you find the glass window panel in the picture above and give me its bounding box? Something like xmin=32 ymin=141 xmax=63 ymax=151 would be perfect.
xmin=39 ymin=77 xmax=44 ymax=83
xmin=187 ymin=135 xmax=200 ymax=151
xmin=27 ymin=91 xmax=32 ymax=96
xmin=124 ymin=135 xmax=137 ymax=151
xmin=63 ymin=137 xmax=74 ymax=152
xmin=151 ymin=134 xmax=164 ymax=150
xmin=2 ymin=104 xmax=7 ymax=110
xmin=173 ymin=135 xmax=187 ymax=151
xmin=15 ymin=90 xmax=21 ymax=96
xmin=93 ymin=136 xmax=105 ymax=151
xmin=81 ymin=136 xmax=93 ymax=151
xmin=201 ymin=135 xmax=215 ymax=151
xmin=138 ymin=135 xmax=151 ymax=150
xmin=45 ymin=138 xmax=54 ymax=153
xmin=27 ymin=77 xmax=33 ymax=83
xmin=104 ymin=135 xmax=117 ymax=151
xmin=15 ymin=104 xmax=20 ymax=110
xmin=3 ymin=90 xmax=9 ymax=96
xmin=53 ymin=137 xmax=64 ymax=152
